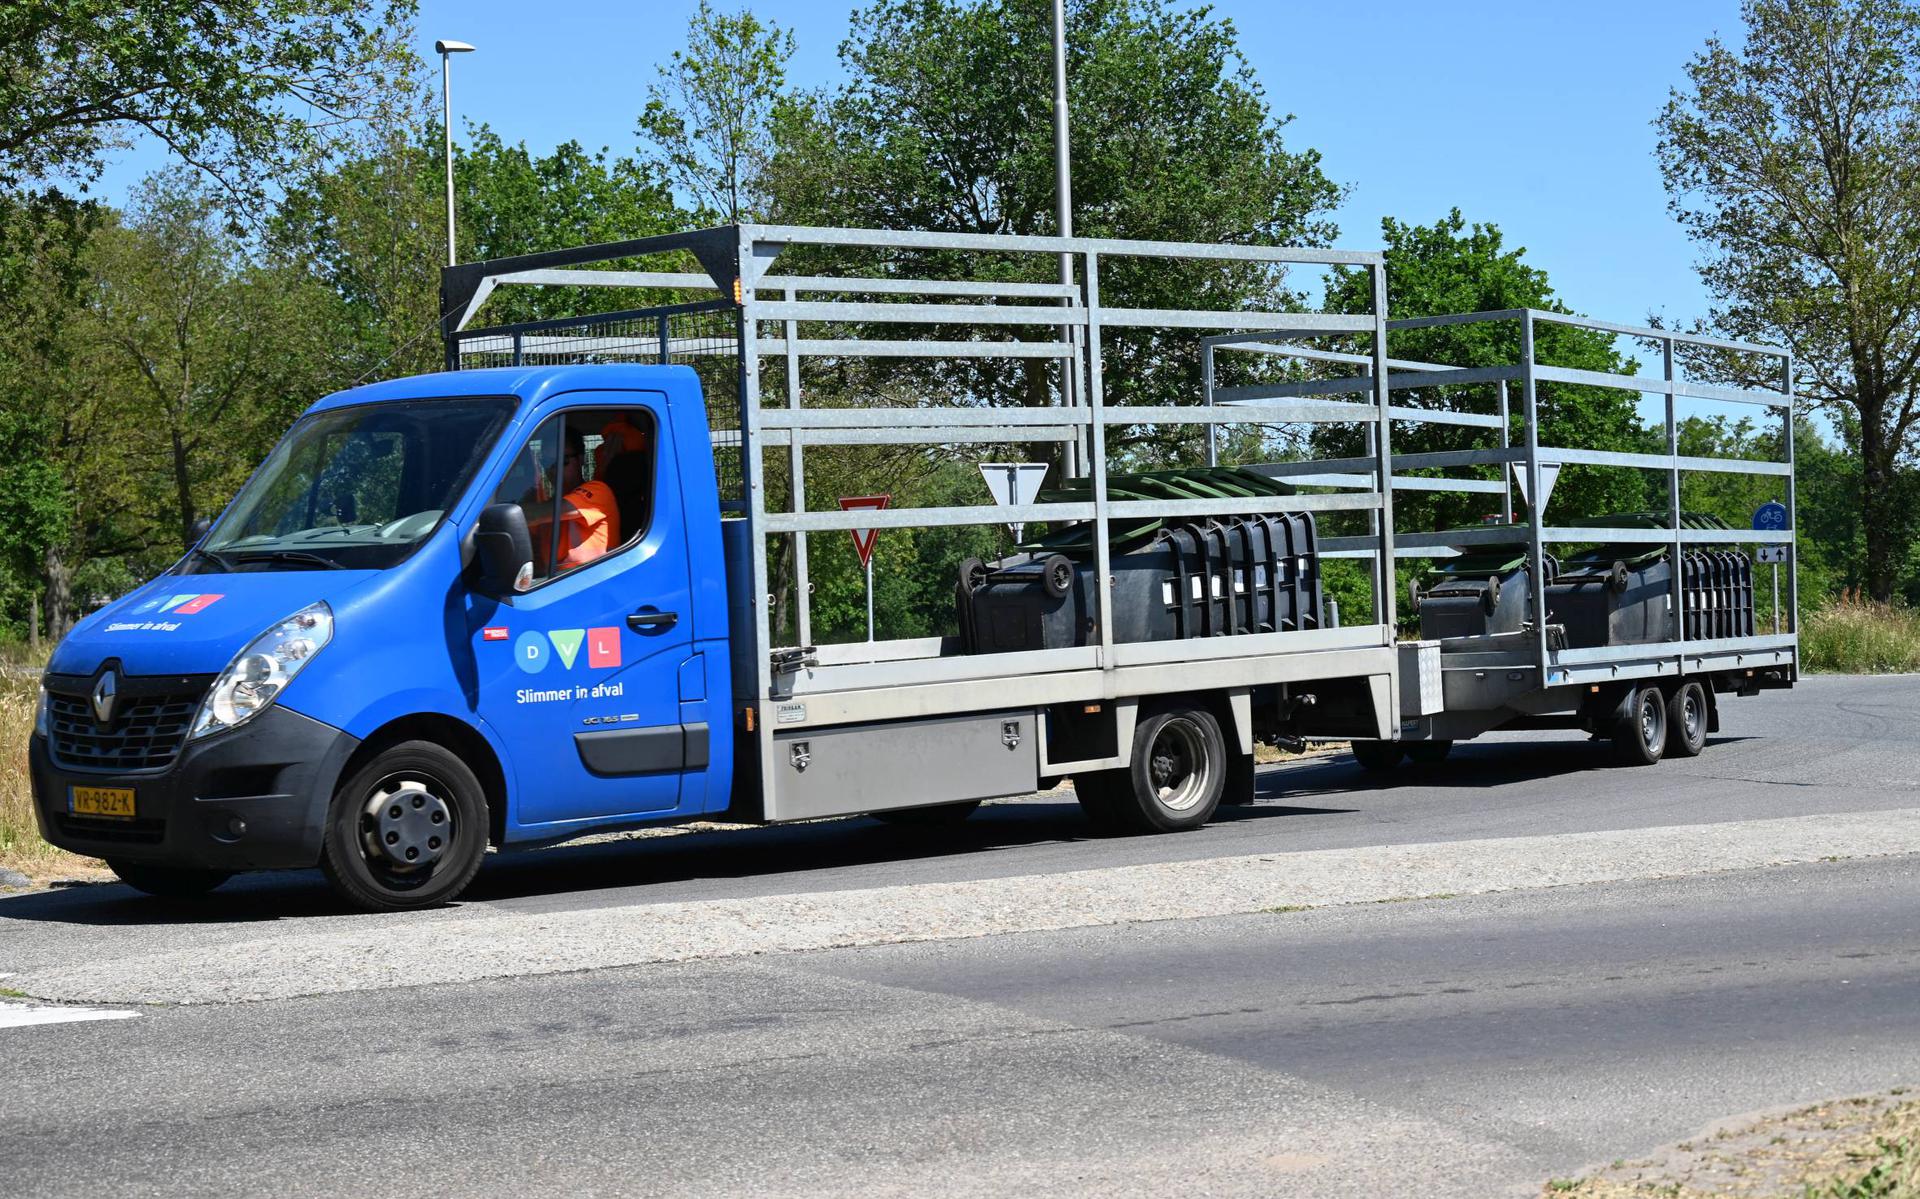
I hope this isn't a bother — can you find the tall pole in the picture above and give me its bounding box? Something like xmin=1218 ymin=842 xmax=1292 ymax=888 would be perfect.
xmin=435 ymin=40 xmax=476 ymax=267
xmin=442 ymin=52 xmax=455 ymax=268
xmin=1051 ymin=0 xmax=1079 ymax=476
xmin=1051 ymin=0 xmax=1073 ymax=260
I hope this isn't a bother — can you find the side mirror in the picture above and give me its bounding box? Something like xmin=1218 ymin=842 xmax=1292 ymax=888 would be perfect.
xmin=474 ymin=503 xmax=534 ymax=597
xmin=185 ymin=516 xmax=212 ymax=550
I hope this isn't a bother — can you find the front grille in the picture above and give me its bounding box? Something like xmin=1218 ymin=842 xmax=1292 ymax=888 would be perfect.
xmin=46 ymin=672 xmax=212 ymax=772
xmin=53 ymin=814 xmax=166 ymax=845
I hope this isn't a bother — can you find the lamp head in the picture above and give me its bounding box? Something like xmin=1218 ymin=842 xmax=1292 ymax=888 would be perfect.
xmin=435 ymin=39 xmax=476 ymax=54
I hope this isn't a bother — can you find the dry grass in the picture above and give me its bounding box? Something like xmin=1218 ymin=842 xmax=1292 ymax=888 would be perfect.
xmin=0 ymin=645 xmax=102 ymax=882
xmin=1803 ymin=599 xmax=1920 ymax=675
xmin=1544 ymin=1091 xmax=1919 ymax=1197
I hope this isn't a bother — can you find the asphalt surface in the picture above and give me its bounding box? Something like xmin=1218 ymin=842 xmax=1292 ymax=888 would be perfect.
xmin=3 ymin=857 xmax=1916 ymax=1197
xmin=2 ymin=675 xmax=1917 ymax=1195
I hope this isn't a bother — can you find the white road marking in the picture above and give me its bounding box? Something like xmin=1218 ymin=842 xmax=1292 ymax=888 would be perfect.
xmin=0 ymin=1002 xmax=139 ymax=1029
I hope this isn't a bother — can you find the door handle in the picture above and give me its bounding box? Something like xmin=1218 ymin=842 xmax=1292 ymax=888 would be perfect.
xmin=628 ymin=610 xmax=678 ymax=631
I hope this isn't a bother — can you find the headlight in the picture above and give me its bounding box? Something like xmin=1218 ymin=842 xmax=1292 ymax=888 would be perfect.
xmin=34 ymin=686 xmax=50 ymax=739
xmin=191 ymin=602 xmax=333 ymax=739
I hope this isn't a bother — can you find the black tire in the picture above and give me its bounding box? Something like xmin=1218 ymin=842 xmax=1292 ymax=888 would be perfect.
xmin=871 ymin=800 xmax=981 ymax=827
xmin=1219 ymin=750 xmax=1258 ymax=805
xmin=1105 ymin=704 xmax=1227 ymax=833
xmin=957 ymin=556 xmax=988 ymax=594
xmin=1350 ymin=740 xmax=1404 ymax=773
xmin=106 ymin=859 xmax=231 ymax=899
xmin=1040 ymin=553 xmax=1075 ymax=599
xmin=319 ymin=740 xmax=489 ymax=911
xmin=1404 ymin=739 xmax=1453 ymax=765
xmin=1607 ymin=560 xmax=1631 ymax=593
xmin=1665 ymin=681 xmax=1708 ymax=758
xmin=1611 ymin=685 xmax=1668 ymax=766
xmin=1482 ymin=575 xmax=1502 ymax=616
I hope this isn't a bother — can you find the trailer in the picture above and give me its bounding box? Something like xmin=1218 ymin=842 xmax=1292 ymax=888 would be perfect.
xmin=442 ymin=224 xmax=1798 ymax=819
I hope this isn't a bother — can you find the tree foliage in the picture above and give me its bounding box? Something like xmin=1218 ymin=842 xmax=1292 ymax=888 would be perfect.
xmin=0 ymin=1 xmax=418 ymax=219
xmin=637 ymin=0 xmax=796 ymax=223
xmin=1656 ymin=0 xmax=1920 ymax=599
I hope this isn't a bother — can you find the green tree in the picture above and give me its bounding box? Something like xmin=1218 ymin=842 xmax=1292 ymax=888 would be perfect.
xmin=0 ymin=1 xmax=417 ymax=218
xmin=1656 ymin=0 xmax=1920 ymax=601
xmin=638 ymin=1 xmax=796 ymax=222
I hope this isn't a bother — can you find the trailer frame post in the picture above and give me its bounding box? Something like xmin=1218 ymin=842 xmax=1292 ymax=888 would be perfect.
xmin=1783 ymin=351 xmax=1798 ymax=639
xmin=784 ymin=285 xmax=811 ymax=645
xmin=1665 ymin=335 xmax=1684 ymax=664
xmin=1520 ymin=312 xmax=1550 ymax=687
xmin=1084 ymin=249 xmax=1115 ymax=677
xmin=1203 ymin=341 xmax=1218 ymax=468
xmin=1498 ymin=379 xmax=1513 ymax=523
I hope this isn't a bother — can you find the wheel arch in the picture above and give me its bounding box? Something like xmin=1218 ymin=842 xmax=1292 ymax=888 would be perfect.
xmin=336 ymin=713 xmax=511 ymax=847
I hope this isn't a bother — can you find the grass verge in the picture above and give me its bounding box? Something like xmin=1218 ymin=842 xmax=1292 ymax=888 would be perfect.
xmin=1544 ymin=1090 xmax=1918 ymax=1197
xmin=1 ymin=645 xmax=103 ymax=884
xmin=1803 ymin=599 xmax=1920 ymax=674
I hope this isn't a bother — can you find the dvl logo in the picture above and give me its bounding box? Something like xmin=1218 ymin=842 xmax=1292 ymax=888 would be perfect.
xmin=512 ymin=627 xmax=621 ymax=674
xmin=134 ymin=593 xmax=224 ymax=615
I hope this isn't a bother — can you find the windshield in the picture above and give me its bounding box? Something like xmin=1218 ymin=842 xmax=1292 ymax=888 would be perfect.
xmin=198 ymin=398 xmax=517 ymax=572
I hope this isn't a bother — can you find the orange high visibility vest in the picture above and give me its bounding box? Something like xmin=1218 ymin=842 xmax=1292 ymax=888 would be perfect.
xmin=556 ymin=479 xmax=619 ymax=568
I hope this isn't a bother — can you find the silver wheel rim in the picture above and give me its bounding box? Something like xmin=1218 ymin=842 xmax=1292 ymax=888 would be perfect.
xmin=1683 ymin=691 xmax=1702 ymax=741
xmin=1148 ymin=718 xmax=1212 ymax=812
xmin=1641 ymin=694 xmax=1662 ymax=748
xmin=359 ymin=773 xmax=454 ymax=877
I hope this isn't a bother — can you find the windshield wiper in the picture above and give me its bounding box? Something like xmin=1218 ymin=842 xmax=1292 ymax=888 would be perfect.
xmin=184 ymin=545 xmax=235 ymax=573
xmin=233 ymin=550 xmax=348 ymax=571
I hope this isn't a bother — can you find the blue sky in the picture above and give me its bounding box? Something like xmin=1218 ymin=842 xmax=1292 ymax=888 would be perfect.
xmin=93 ymin=0 xmax=1746 ymax=326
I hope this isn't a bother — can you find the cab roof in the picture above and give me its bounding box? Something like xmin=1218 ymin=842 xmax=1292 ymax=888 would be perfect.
xmin=306 ymin=363 xmax=701 ymax=416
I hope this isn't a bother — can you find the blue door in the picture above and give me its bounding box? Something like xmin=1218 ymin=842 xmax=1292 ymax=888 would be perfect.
xmin=468 ymin=394 xmax=702 ymax=830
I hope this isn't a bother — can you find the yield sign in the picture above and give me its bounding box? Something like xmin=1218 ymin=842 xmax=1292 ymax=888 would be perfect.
xmin=1509 ymin=461 xmax=1562 ymax=514
xmin=839 ymin=494 xmax=890 ymax=568
xmin=978 ymin=462 xmax=1049 ymax=541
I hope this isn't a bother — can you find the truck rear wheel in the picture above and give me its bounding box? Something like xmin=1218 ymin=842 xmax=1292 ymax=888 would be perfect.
xmin=106 ymin=859 xmax=231 ymax=899
xmin=1104 ymin=704 xmax=1226 ymax=833
xmin=319 ymin=740 xmax=489 ymax=911
xmin=1611 ymin=686 xmax=1668 ymax=767
xmin=1665 ymin=681 xmax=1708 ymax=758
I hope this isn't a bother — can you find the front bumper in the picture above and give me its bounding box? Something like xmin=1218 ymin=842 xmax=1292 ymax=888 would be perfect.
xmin=31 ymin=705 xmax=360 ymax=871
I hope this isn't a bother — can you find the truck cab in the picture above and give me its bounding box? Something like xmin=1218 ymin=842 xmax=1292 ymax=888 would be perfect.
xmin=30 ymin=365 xmax=734 ymax=909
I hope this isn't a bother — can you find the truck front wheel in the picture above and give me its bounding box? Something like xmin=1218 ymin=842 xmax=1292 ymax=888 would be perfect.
xmin=319 ymin=740 xmax=489 ymax=911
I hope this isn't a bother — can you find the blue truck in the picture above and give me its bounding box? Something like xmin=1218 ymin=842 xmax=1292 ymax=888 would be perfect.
xmin=30 ymin=225 xmax=1799 ymax=909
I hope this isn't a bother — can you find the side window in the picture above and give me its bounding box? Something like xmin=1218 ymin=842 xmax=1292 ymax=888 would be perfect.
xmin=488 ymin=407 xmax=656 ymax=586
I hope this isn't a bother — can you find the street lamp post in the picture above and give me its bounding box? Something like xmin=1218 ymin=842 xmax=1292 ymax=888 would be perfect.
xmin=435 ymin=39 xmax=476 ymax=268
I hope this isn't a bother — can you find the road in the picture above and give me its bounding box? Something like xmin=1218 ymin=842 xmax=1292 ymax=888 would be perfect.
xmin=3 ymin=674 xmax=1918 ymax=1195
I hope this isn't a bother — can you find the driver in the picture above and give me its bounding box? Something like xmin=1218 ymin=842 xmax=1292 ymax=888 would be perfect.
xmin=530 ymin=420 xmax=647 ymax=570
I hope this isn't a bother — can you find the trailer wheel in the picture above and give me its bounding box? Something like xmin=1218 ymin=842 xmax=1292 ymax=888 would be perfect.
xmin=1665 ymin=681 xmax=1708 ymax=758
xmin=106 ymin=859 xmax=231 ymax=899
xmin=1040 ymin=553 xmax=1075 ymax=599
xmin=319 ymin=740 xmax=489 ymax=911
xmin=871 ymin=800 xmax=981 ymax=827
xmin=1405 ymin=739 xmax=1453 ymax=765
xmin=1610 ymin=686 xmax=1668 ymax=766
xmin=1103 ymin=704 xmax=1227 ymax=833
xmin=1350 ymin=740 xmax=1404 ymax=773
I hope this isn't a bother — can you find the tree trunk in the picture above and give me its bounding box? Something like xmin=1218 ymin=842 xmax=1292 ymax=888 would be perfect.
xmin=1860 ymin=412 xmax=1896 ymax=602
xmin=171 ymin=428 xmax=196 ymax=549
xmin=43 ymin=546 xmax=73 ymax=637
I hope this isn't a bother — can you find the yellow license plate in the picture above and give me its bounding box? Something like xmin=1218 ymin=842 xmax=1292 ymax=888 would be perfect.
xmin=69 ymin=786 xmax=136 ymax=819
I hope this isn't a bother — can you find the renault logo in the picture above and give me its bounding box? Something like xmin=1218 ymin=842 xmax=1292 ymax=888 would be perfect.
xmin=91 ymin=671 xmax=118 ymax=725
